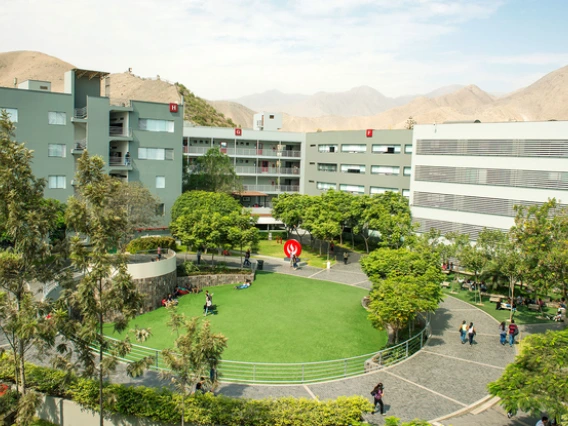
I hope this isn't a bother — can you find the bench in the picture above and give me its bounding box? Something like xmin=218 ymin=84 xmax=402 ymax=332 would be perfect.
xmin=489 ymin=296 xmax=502 ymax=303
xmin=528 ymin=304 xmax=542 ymax=312
xmin=441 ymin=281 xmax=451 ymax=288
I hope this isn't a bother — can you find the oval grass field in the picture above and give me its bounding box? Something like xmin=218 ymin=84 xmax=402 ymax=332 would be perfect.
xmin=105 ymin=271 xmax=387 ymax=363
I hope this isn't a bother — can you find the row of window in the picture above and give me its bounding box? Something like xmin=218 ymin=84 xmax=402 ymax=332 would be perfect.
xmin=45 ymin=144 xmax=174 ymax=161
xmin=316 ymin=163 xmax=411 ymax=176
xmin=315 ymin=181 xmax=409 ymax=196
xmin=416 ymin=139 xmax=568 ymax=158
xmin=0 ymin=108 xmax=175 ymax=133
xmin=47 ymin=175 xmax=167 ymax=189
xmin=317 ymin=144 xmax=413 ymax=154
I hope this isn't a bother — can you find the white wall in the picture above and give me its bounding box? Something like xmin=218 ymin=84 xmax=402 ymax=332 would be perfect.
xmin=127 ymin=252 xmax=176 ymax=280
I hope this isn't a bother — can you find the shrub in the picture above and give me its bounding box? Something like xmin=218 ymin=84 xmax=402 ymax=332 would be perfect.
xmin=126 ymin=236 xmax=176 ymax=253
xmin=258 ymin=231 xmax=287 ymax=241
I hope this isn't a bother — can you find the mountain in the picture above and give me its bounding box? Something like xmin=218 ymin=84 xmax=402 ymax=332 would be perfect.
xmin=231 ymin=90 xmax=308 ymax=111
xmin=0 ymin=51 xmax=234 ymax=128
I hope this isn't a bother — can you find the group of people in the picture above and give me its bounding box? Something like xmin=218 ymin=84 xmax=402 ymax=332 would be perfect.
xmin=161 ymin=286 xmax=190 ymax=308
xmin=499 ymin=320 xmax=519 ymax=346
xmin=203 ymin=290 xmax=214 ymax=316
xmin=235 ymin=279 xmax=252 ymax=290
xmin=458 ymin=320 xmax=477 ymax=345
xmin=289 ymin=254 xmax=299 ymax=270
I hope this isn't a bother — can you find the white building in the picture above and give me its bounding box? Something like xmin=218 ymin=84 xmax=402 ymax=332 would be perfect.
xmin=410 ymin=121 xmax=568 ymax=239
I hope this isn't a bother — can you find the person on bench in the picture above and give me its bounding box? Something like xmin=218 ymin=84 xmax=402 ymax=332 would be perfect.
xmin=236 ymin=279 xmax=252 ymax=290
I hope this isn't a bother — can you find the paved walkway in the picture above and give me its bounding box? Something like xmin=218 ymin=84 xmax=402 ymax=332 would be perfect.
xmin=19 ymin=254 xmax=566 ymax=424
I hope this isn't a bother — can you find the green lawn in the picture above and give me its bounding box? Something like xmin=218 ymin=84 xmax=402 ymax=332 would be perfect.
xmin=106 ymin=272 xmax=386 ymax=363
xmin=255 ymin=240 xmax=337 ymax=268
xmin=444 ymin=288 xmax=554 ymax=324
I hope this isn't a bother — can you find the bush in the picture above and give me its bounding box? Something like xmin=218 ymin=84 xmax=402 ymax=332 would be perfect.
xmin=177 ymin=262 xmax=250 ymax=277
xmin=258 ymin=231 xmax=287 ymax=241
xmin=0 ymin=355 xmax=372 ymax=425
xmin=126 ymin=236 xmax=176 ymax=253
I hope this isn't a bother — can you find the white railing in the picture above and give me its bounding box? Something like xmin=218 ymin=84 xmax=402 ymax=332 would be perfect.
xmin=74 ymin=107 xmax=87 ymax=119
xmin=233 ymin=167 xmax=300 ymax=175
xmin=109 ymin=126 xmax=132 ymax=137
xmin=184 ymin=146 xmax=302 ymax=158
xmin=97 ymin=313 xmax=431 ymax=384
xmin=242 ymin=185 xmax=300 ymax=193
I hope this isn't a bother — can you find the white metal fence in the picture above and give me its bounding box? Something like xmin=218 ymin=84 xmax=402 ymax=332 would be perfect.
xmin=100 ymin=313 xmax=431 ymax=384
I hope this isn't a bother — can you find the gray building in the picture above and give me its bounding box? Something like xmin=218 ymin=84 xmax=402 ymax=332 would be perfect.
xmin=0 ymin=69 xmax=183 ymax=225
xmin=304 ymin=129 xmax=413 ymax=196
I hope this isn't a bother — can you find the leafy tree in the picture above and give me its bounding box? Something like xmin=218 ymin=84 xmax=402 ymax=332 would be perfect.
xmin=321 ymin=190 xmax=355 ymax=245
xmin=361 ymin=248 xmax=436 ymax=280
xmin=226 ymin=210 xmax=259 ymax=264
xmin=183 ymin=148 xmax=241 ymax=193
xmin=272 ymin=193 xmax=313 ymax=241
xmin=404 ymin=116 xmax=417 ymax=130
xmin=373 ymin=191 xmax=415 ymax=249
xmin=161 ymin=307 xmax=227 ymax=426
xmin=62 ymin=151 xmax=153 ymax=426
xmin=304 ymin=195 xmax=341 ymax=258
xmin=110 ymin=181 xmax=160 ymax=246
xmin=171 ymin=191 xmax=241 ymax=223
xmin=0 ymin=111 xmax=61 ymax=395
xmin=488 ymin=328 xmax=568 ymax=424
xmin=511 ymin=199 xmax=568 ymax=297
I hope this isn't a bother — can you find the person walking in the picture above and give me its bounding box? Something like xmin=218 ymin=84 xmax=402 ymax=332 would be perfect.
xmin=535 ymin=416 xmax=549 ymax=426
xmin=343 ymin=251 xmax=349 ymax=265
xmin=499 ymin=321 xmax=507 ymax=345
xmin=292 ymin=254 xmax=298 ymax=270
xmin=157 ymin=246 xmax=162 ymax=260
xmin=371 ymin=382 xmax=385 ymax=415
xmin=204 ymin=291 xmax=213 ymax=316
xmin=467 ymin=322 xmax=476 ymax=345
xmin=508 ymin=319 xmax=519 ymax=347
xmin=124 ymin=151 xmax=131 ymax=166
xmin=459 ymin=320 xmax=468 ymax=344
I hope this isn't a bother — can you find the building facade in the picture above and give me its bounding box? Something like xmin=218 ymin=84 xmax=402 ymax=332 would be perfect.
xmin=0 ymin=69 xmax=183 ymax=225
xmin=410 ymin=121 xmax=568 ymax=239
xmin=304 ymin=129 xmax=413 ymax=196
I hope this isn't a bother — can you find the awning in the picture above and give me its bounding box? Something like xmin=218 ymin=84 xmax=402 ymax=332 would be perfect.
xmin=233 ymin=191 xmax=268 ymax=197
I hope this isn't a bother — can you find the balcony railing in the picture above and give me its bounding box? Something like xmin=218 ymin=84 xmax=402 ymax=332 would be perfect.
xmin=234 ymin=166 xmax=301 ymax=175
xmin=242 ymin=185 xmax=300 ymax=193
xmin=74 ymin=107 xmax=87 ymax=119
xmin=109 ymin=126 xmax=132 ymax=137
xmin=184 ymin=146 xmax=301 ymax=158
xmin=73 ymin=139 xmax=87 ymax=151
xmin=109 ymin=158 xmax=131 ymax=167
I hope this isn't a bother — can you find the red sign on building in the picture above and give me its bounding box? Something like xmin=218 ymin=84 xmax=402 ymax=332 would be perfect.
xmin=366 ymin=129 xmax=373 ymax=138
xmin=284 ymin=240 xmax=302 ymax=258
xmin=235 ymin=128 xmax=242 ymax=136
xmin=169 ymin=103 xmax=178 ymax=113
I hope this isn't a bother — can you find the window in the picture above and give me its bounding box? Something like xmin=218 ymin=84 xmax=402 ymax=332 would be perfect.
xmin=318 ymin=163 xmax=338 ymax=172
xmin=341 ymin=144 xmax=366 ymax=153
xmin=138 ymin=119 xmax=174 ymax=133
xmin=404 ymin=144 xmax=413 ymax=154
xmin=156 ymin=203 xmax=165 ymax=216
xmin=403 ymin=166 xmax=411 ymax=176
xmin=371 ymin=165 xmax=399 ymax=175
xmin=48 ymin=144 xmax=66 ymax=157
xmin=48 ymin=175 xmax=66 ymax=189
xmin=269 ymin=115 xmax=275 ymax=119
xmin=317 ymin=182 xmax=336 ymax=190
xmin=138 ymin=148 xmax=174 ymax=160
xmin=339 ymin=184 xmax=364 ymax=194
xmin=0 ymin=107 xmax=18 ymax=122
xmin=48 ymin=111 xmax=66 ymax=125
xmin=340 ymin=164 xmax=366 ymax=174
xmin=318 ymin=144 xmax=338 ymax=153
xmin=370 ymin=186 xmax=397 ymax=194
xmin=372 ymin=144 xmax=401 ymax=154
xmin=402 ymin=189 xmax=410 ymax=198
xmin=156 ymin=176 xmax=166 ymax=189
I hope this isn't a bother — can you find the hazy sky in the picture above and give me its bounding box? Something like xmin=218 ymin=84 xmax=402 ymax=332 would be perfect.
xmin=2 ymin=0 xmax=567 ymax=100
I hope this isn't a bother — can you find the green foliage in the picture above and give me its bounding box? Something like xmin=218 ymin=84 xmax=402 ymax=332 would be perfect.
xmin=171 ymin=191 xmax=241 ymax=223
xmin=361 ymin=248 xmax=437 ymax=280
xmin=385 ymin=417 xmax=431 ymax=426
xmin=177 ymin=84 xmax=236 ymax=128
xmin=257 ymin=231 xmax=287 ymax=241
xmin=489 ymin=328 xmax=568 ymax=421
xmin=126 ymin=236 xmax=176 ymax=253
xmin=183 ymin=148 xmax=242 ymax=193
xmin=0 ymin=388 xmax=19 ymax=415
xmin=0 ymin=355 xmax=372 ymax=426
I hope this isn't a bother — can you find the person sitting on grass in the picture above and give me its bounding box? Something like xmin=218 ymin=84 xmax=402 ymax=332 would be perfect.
xmin=174 ymin=285 xmax=190 ymax=297
xmin=236 ymin=279 xmax=252 ymax=290
xmin=166 ymin=293 xmax=178 ymax=307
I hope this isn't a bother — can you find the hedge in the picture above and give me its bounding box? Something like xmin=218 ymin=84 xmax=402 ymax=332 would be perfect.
xmin=258 ymin=231 xmax=287 ymax=241
xmin=126 ymin=236 xmax=177 ymax=253
xmin=0 ymin=355 xmax=372 ymax=425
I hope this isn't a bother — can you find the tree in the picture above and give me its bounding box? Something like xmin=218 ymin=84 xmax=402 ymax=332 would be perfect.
xmin=110 ymin=181 xmax=160 ymax=246
xmin=183 ymin=148 xmax=241 ymax=193
xmin=161 ymin=308 xmax=227 ymax=426
xmin=171 ymin=191 xmax=241 ymax=223
xmin=272 ymin=193 xmax=313 ymax=241
xmin=404 ymin=116 xmax=417 ymax=130
xmin=363 ymin=247 xmax=443 ymax=343
xmin=373 ymin=192 xmax=415 ymax=249
xmin=226 ymin=210 xmax=259 ymax=264
xmin=488 ymin=328 xmax=568 ymax=423
xmin=321 ymin=190 xmax=355 ymax=245
xmin=303 ymin=195 xmax=341 ymax=258
xmin=0 ymin=111 xmax=61 ymax=397
xmin=62 ymin=151 xmax=153 ymax=426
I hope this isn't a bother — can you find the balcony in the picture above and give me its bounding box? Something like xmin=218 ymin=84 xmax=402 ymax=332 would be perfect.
xmin=234 ymin=166 xmax=301 ymax=176
xmin=109 ymin=126 xmax=132 ymax=138
xmin=184 ymin=146 xmax=301 ymax=158
xmin=72 ymin=107 xmax=87 ymax=121
xmin=242 ymin=184 xmax=300 ymax=193
xmin=109 ymin=156 xmax=132 ymax=170
xmin=71 ymin=139 xmax=87 ymax=155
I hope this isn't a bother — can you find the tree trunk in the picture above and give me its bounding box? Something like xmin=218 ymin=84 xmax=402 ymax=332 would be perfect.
xmin=351 ymin=231 xmax=354 ymax=249
xmin=181 ymin=389 xmax=185 ymax=426
xmin=509 ymin=276 xmax=515 ymax=323
xmin=99 ymin=280 xmax=104 ymax=426
xmin=339 ymin=227 xmax=344 ymax=245
xmin=363 ymin=237 xmax=370 ymax=254
xmin=18 ymin=339 xmax=26 ymax=395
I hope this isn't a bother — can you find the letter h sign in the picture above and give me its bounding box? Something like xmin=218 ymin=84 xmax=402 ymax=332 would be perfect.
xmin=169 ymin=103 xmax=178 ymax=113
